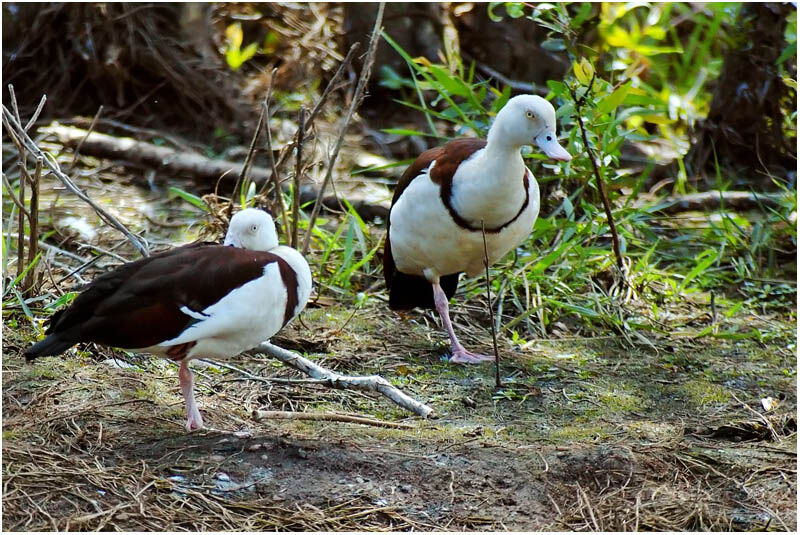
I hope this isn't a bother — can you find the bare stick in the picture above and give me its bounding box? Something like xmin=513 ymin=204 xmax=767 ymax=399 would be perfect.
xmin=252 ymin=410 xmax=414 ymax=429
xmin=262 ymin=69 xmax=290 ymax=236
xmin=568 ymin=80 xmax=623 ymax=270
xmin=254 ymin=341 xmax=435 ymax=418
xmin=7 ymin=84 xmax=21 ymax=126
xmin=23 ymin=94 xmax=47 ymax=132
xmin=69 ymin=104 xmax=103 ymax=171
xmin=305 ymin=42 xmax=361 ymax=129
xmin=482 ymin=220 xmax=501 ymax=388
xmin=2 ymin=105 xmax=150 ymax=257
xmin=301 ymin=3 xmax=385 ymax=255
xmin=228 ymin=98 xmax=268 ymax=218
xmin=257 ymin=43 xmax=361 ymax=197
xmin=1 ymin=173 xmax=30 ymax=218
xmin=23 ymin=157 xmax=41 ymax=293
xmin=292 ymin=106 xmax=306 ymax=248
xmin=16 ymin=162 xmax=26 ymax=283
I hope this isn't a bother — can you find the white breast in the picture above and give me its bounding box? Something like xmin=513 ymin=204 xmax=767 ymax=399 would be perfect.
xmin=390 ymin=167 xmax=540 ymax=280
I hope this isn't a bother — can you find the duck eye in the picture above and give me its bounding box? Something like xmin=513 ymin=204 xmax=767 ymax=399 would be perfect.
xmin=546 ymin=135 xmax=552 ymax=141
xmin=526 ymin=111 xmax=534 ymax=118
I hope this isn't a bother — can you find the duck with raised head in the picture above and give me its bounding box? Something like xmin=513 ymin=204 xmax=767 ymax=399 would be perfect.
xmin=25 ymin=208 xmax=312 ymax=430
xmin=384 ymin=95 xmax=571 ymax=363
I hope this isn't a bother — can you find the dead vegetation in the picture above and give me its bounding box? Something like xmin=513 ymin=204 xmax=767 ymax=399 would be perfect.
xmin=2 ymin=299 xmax=796 ymax=530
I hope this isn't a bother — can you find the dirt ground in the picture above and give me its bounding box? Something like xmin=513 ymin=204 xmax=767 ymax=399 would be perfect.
xmin=2 ymin=297 xmax=796 ymax=531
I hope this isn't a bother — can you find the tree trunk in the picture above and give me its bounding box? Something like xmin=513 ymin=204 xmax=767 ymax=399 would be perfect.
xmin=685 ymin=3 xmax=796 ymax=188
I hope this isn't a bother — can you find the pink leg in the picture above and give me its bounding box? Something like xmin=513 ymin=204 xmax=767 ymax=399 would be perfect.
xmin=432 ymin=282 xmax=495 ymax=364
xmin=179 ymin=359 xmax=204 ymax=431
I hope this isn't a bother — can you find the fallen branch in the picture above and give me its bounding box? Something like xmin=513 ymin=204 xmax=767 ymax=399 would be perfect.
xmin=254 ymin=341 xmax=435 ymax=419
xmin=2 ymin=101 xmax=149 ymax=257
xmin=252 ymin=410 xmax=414 ymax=429
xmin=39 ymin=123 xmax=391 ymax=222
xmin=40 ymin=123 xmax=273 ymax=188
xmin=651 ymin=191 xmax=783 ymax=214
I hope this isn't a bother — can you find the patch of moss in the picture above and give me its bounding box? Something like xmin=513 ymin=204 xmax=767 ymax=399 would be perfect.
xmin=596 ymin=384 xmax=645 ymax=413
xmin=549 ymin=423 xmax=612 ymax=442
xmin=683 ymin=379 xmax=731 ymax=405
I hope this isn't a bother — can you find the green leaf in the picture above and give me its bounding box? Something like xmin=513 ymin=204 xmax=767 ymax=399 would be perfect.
xmin=573 ymin=58 xmax=594 ymax=85
xmin=541 ymin=38 xmax=566 ymax=52
xmin=169 ymin=186 xmax=207 ymax=210
xmin=225 ymin=22 xmax=244 ymax=50
xmin=240 ymin=42 xmax=258 ymax=63
xmin=546 ymin=80 xmax=567 ymax=97
xmin=487 ymin=2 xmax=504 ymax=22
xmin=428 ymin=65 xmax=470 ymax=97
xmin=45 ymin=292 xmax=77 ymax=310
xmin=2 ymin=252 xmax=42 ymax=299
xmin=677 ymin=249 xmax=717 ymax=293
xmin=777 ymin=41 xmax=797 ymax=65
xmin=381 ymin=128 xmax=437 ymax=137
xmin=596 ymin=82 xmax=631 ymax=115
xmin=506 ymin=2 xmax=525 ymax=18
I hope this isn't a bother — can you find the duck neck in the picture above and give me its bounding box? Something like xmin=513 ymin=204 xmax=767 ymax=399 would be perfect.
xmin=449 ymin=133 xmax=528 ymax=228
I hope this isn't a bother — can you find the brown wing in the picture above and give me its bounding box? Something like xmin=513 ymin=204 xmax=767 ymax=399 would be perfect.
xmin=33 ymin=245 xmax=286 ymax=352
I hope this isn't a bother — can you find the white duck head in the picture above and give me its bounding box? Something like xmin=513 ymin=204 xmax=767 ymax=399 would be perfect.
xmin=488 ymin=94 xmax=571 ymax=161
xmin=223 ymin=208 xmax=279 ymax=251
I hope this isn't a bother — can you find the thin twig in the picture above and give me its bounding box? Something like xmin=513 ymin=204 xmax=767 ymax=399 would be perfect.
xmin=2 ymin=104 xmax=150 ymax=257
xmin=301 ymin=4 xmax=384 ymax=255
xmin=24 ymin=156 xmax=42 ymax=293
xmin=307 ymin=43 xmax=361 ymax=128
xmin=292 ymin=106 xmax=306 ymax=248
xmin=261 ymin=69 xmax=290 ymax=236
xmin=16 ymin=162 xmax=26 ymax=283
xmin=257 ymin=43 xmax=361 ymax=196
xmin=1 ymin=173 xmax=31 ymax=219
xmin=568 ymin=79 xmax=624 ymax=270
xmin=69 ymin=104 xmax=103 ymax=171
xmin=23 ymin=95 xmax=47 ymax=132
xmin=254 ymin=341 xmax=434 ymax=418
xmin=252 ymin=410 xmax=413 ymax=429
xmin=228 ymin=98 xmax=268 ymax=217
xmin=481 ymin=220 xmax=501 ymax=388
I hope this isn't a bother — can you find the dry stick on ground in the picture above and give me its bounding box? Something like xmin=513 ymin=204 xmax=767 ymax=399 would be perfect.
xmin=227 ymin=98 xmax=269 ymax=219
xmin=292 ymin=106 xmax=306 ymax=248
xmin=40 ymin=124 xmax=386 ymax=222
xmin=482 ymin=220 xmax=502 ymax=388
xmin=254 ymin=341 xmax=435 ymax=418
xmin=301 ymin=4 xmax=385 ymax=256
xmin=568 ymin=78 xmax=624 ymax=270
xmin=252 ymin=410 xmax=414 ymax=429
xmin=1 ymin=106 xmax=150 ymax=257
xmin=256 ymin=43 xmax=361 ymax=198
